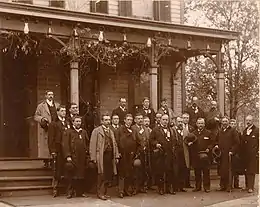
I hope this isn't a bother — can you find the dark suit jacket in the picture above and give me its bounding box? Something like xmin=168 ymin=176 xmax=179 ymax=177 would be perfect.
xmin=184 ymin=106 xmax=205 ymax=128
xmin=131 ymin=124 xmax=150 ymax=154
xmin=241 ymin=125 xmax=259 ymax=174
xmin=137 ymin=107 xmax=156 ymax=128
xmin=48 ymin=119 xmax=69 ymax=154
xmin=112 ymin=107 xmax=128 ymax=125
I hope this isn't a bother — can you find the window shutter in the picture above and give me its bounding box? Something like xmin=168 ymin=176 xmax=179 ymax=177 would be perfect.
xmin=49 ymin=0 xmax=65 ymax=8
xmin=90 ymin=0 xmax=108 ymax=14
xmin=153 ymin=1 xmax=171 ymax=22
xmin=118 ymin=0 xmax=132 ymax=17
xmin=12 ymin=0 xmax=33 ymax=4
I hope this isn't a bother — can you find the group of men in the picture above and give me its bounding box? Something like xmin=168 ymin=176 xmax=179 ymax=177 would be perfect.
xmin=34 ymin=91 xmax=259 ymax=200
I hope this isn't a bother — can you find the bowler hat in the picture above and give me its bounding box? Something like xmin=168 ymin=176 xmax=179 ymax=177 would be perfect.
xmin=198 ymin=151 xmax=209 ymax=166
xmin=185 ymin=133 xmax=196 ymax=142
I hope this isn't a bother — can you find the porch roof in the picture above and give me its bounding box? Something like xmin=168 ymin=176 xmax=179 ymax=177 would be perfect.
xmin=0 ymin=2 xmax=238 ymax=41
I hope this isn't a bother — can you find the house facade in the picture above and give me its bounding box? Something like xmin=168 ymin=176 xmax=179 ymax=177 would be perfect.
xmin=0 ymin=0 xmax=237 ymax=157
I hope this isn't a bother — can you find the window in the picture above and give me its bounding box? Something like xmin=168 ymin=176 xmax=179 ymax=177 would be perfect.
xmin=153 ymin=0 xmax=171 ymax=22
xmin=49 ymin=0 xmax=65 ymax=8
xmin=90 ymin=0 xmax=108 ymax=14
xmin=12 ymin=0 xmax=33 ymax=4
xmin=118 ymin=0 xmax=132 ymax=17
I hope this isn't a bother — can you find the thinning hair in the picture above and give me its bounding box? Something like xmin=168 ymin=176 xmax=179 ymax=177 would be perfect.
xmin=124 ymin=113 xmax=133 ymax=120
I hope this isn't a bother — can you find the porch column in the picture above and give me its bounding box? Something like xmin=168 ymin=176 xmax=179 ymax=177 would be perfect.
xmin=70 ymin=61 xmax=79 ymax=106
xmin=149 ymin=64 xmax=158 ymax=111
xmin=0 ymin=51 xmax=3 ymax=156
xmin=216 ymin=52 xmax=225 ymax=115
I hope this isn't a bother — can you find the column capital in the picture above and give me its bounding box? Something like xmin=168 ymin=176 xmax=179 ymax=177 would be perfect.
xmin=70 ymin=61 xmax=79 ymax=69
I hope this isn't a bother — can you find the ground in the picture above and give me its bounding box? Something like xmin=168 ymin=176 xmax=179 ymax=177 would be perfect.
xmin=0 ymin=176 xmax=259 ymax=207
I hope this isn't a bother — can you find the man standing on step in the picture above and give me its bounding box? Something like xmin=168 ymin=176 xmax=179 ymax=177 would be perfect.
xmin=67 ymin=103 xmax=79 ymax=128
xmin=241 ymin=115 xmax=259 ymax=193
xmin=89 ymin=114 xmax=120 ymax=200
xmin=48 ymin=105 xmax=68 ymax=197
xmin=191 ymin=118 xmax=212 ymax=193
xmin=63 ymin=116 xmax=89 ymax=199
xmin=34 ymin=90 xmax=59 ymax=167
xmin=112 ymin=97 xmax=128 ymax=125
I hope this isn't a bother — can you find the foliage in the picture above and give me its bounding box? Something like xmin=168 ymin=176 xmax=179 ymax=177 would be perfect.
xmin=184 ymin=0 xmax=259 ymax=119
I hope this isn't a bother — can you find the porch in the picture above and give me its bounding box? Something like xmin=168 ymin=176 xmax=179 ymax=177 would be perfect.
xmin=0 ymin=2 xmax=238 ymax=157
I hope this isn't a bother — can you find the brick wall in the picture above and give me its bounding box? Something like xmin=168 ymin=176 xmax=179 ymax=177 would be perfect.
xmin=37 ymin=55 xmax=62 ymax=104
xmin=160 ymin=65 xmax=173 ymax=108
xmin=99 ymin=65 xmax=129 ymax=115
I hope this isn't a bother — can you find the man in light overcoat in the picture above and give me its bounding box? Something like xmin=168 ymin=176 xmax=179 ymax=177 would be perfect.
xmin=34 ymin=90 xmax=59 ymax=163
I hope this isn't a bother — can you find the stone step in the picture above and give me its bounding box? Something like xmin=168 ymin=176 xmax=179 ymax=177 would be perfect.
xmin=0 ymin=168 xmax=52 ymax=177
xmin=0 ymin=186 xmax=52 ymax=197
xmin=0 ymin=176 xmax=52 ymax=188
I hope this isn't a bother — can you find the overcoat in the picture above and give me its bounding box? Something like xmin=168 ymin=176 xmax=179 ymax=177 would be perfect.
xmin=241 ymin=125 xmax=259 ymax=174
xmin=48 ymin=119 xmax=69 ymax=177
xmin=150 ymin=126 xmax=177 ymax=174
xmin=216 ymin=126 xmax=240 ymax=177
xmin=191 ymin=129 xmax=213 ymax=168
xmin=112 ymin=107 xmax=128 ymax=125
xmin=63 ymin=128 xmax=89 ymax=178
xmin=34 ymin=101 xmax=59 ymax=158
xmin=117 ymin=125 xmax=137 ymax=177
xmin=89 ymin=126 xmax=120 ymax=175
xmin=184 ymin=106 xmax=205 ymax=128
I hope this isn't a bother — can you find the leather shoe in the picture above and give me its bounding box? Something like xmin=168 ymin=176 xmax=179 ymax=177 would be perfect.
xmin=124 ymin=191 xmax=132 ymax=196
xmin=98 ymin=195 xmax=107 ymax=200
xmin=104 ymin=195 xmax=111 ymax=199
xmin=226 ymin=188 xmax=232 ymax=192
xmin=248 ymin=189 xmax=253 ymax=193
xmin=119 ymin=192 xmax=124 ymax=198
xmin=53 ymin=189 xmax=58 ymax=197
xmin=204 ymin=189 xmax=210 ymax=193
xmin=66 ymin=194 xmax=72 ymax=199
xmin=179 ymin=189 xmax=187 ymax=192
xmin=159 ymin=189 xmax=164 ymax=195
xmin=217 ymin=187 xmax=226 ymax=191
xmin=192 ymin=188 xmax=201 ymax=192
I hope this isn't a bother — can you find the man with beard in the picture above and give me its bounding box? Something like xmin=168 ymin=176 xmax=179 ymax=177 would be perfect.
xmin=63 ymin=116 xmax=89 ymax=198
xmin=143 ymin=116 xmax=152 ymax=134
xmin=131 ymin=113 xmax=150 ymax=194
xmin=191 ymin=118 xmax=212 ymax=193
xmin=112 ymin=98 xmax=128 ymax=125
xmin=174 ymin=117 xmax=188 ymax=192
xmin=48 ymin=105 xmax=68 ymax=197
xmin=137 ymin=97 xmax=156 ymax=128
xmin=117 ymin=114 xmax=137 ymax=198
xmin=184 ymin=97 xmax=204 ymax=129
xmin=89 ymin=114 xmax=120 ymax=200
xmin=150 ymin=114 xmax=177 ymax=195
xmin=154 ymin=112 xmax=162 ymax=127
xmin=67 ymin=103 xmax=79 ymax=128
xmin=34 ymin=90 xmax=59 ymax=167
xmin=241 ymin=115 xmax=259 ymax=193
xmin=182 ymin=113 xmax=195 ymax=188
xmin=157 ymin=98 xmax=176 ymax=126
xmin=205 ymin=101 xmax=222 ymax=139
xmin=215 ymin=116 xmax=240 ymax=192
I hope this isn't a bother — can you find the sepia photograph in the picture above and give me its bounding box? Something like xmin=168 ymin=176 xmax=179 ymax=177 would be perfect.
xmin=0 ymin=0 xmax=258 ymax=206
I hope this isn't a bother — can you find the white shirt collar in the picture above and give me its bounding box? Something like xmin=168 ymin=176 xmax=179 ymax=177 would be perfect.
xmin=58 ymin=116 xmax=65 ymax=122
xmin=46 ymin=99 xmax=53 ymax=106
xmin=120 ymin=106 xmax=126 ymax=111
xmin=112 ymin=124 xmax=119 ymax=129
xmin=73 ymin=126 xmax=82 ymax=133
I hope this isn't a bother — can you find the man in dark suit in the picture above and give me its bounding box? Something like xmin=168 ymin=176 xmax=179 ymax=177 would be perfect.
xmin=229 ymin=119 xmax=242 ymax=189
xmin=184 ymin=96 xmax=205 ymax=129
xmin=48 ymin=105 xmax=69 ymax=197
xmin=191 ymin=118 xmax=213 ymax=193
xmin=67 ymin=103 xmax=79 ymax=128
xmin=241 ymin=115 xmax=259 ymax=193
xmin=112 ymin=98 xmax=128 ymax=125
xmin=117 ymin=114 xmax=137 ymax=198
xmin=63 ymin=116 xmax=89 ymax=199
xmin=182 ymin=113 xmax=195 ymax=188
xmin=110 ymin=114 xmax=120 ymax=135
xmin=137 ymin=97 xmax=156 ymax=128
xmin=215 ymin=116 xmax=240 ymax=192
xmin=131 ymin=113 xmax=150 ymax=194
xmin=150 ymin=114 xmax=177 ymax=195
xmin=174 ymin=117 xmax=188 ymax=192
